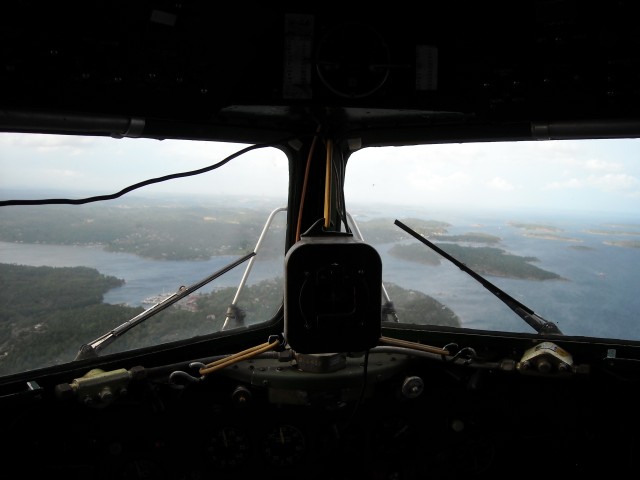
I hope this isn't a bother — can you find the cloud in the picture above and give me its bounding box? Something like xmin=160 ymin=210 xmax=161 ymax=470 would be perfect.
xmin=584 ymin=158 xmax=622 ymax=172
xmin=545 ymin=178 xmax=583 ymax=189
xmin=0 ymin=133 xmax=96 ymax=155
xmin=545 ymin=174 xmax=639 ymax=193
xmin=486 ymin=176 xmax=515 ymax=191
xmin=408 ymin=171 xmax=473 ymax=192
xmin=586 ymin=173 xmax=639 ymax=192
xmin=50 ymin=169 xmax=84 ymax=179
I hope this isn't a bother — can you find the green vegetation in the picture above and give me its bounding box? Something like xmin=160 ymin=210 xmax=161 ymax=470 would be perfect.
xmin=355 ymin=217 xmax=450 ymax=243
xmin=432 ymin=232 xmax=501 ymax=244
xmin=0 ymin=263 xmax=132 ymax=374
xmin=508 ymin=222 xmax=583 ymax=242
xmin=520 ymin=232 xmax=582 ymax=242
xmin=356 ymin=217 xmax=500 ymax=246
xmin=0 ymin=201 xmax=285 ymax=260
xmin=588 ymin=227 xmax=640 ymax=236
xmin=383 ymin=283 xmax=460 ymax=327
xmin=0 ymin=263 xmax=461 ymax=377
xmin=354 ymin=216 xmax=561 ymax=280
xmin=389 ymin=242 xmax=562 ymax=280
xmin=508 ymin=222 xmax=562 ymax=232
xmin=569 ymin=245 xmax=594 ymax=251
xmin=389 ymin=243 xmax=440 ymax=265
xmin=604 ymin=240 xmax=640 ymax=249
xmin=0 ymin=262 xmax=285 ymax=376
xmin=0 ymin=207 xmax=557 ymax=378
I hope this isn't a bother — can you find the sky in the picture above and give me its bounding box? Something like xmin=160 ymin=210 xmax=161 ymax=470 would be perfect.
xmin=348 ymin=138 xmax=640 ymax=216
xmin=1 ymin=132 xmax=639 ymax=217
xmin=0 ymin=133 xmax=289 ymax=200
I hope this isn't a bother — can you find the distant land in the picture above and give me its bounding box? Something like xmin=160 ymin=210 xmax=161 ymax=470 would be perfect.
xmin=510 ymin=221 xmax=640 ymax=249
xmin=507 ymin=222 xmax=562 ymax=233
xmin=388 ymin=242 xmax=563 ymax=281
xmin=0 ymin=199 xmax=286 ymax=261
xmin=587 ymin=227 xmax=640 ymax=248
xmin=604 ymin=240 xmax=640 ymax=249
xmin=0 ymin=202 xmax=584 ymax=281
xmin=357 ymin=217 xmax=563 ymax=281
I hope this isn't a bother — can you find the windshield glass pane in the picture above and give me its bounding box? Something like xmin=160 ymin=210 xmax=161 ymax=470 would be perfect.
xmin=345 ymin=139 xmax=640 ymax=340
xmin=0 ymin=133 xmax=288 ymax=376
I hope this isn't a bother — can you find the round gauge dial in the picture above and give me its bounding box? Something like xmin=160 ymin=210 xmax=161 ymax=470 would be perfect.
xmin=263 ymin=424 xmax=306 ymax=467
xmin=315 ymin=22 xmax=390 ymax=99
xmin=204 ymin=426 xmax=251 ymax=469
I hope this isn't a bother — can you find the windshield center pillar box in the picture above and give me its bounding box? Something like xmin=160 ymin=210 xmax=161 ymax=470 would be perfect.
xmin=285 ymin=230 xmax=382 ymax=354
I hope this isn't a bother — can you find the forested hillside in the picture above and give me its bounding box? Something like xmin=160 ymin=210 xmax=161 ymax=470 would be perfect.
xmin=0 ymin=263 xmax=283 ymax=376
xmin=0 ymin=263 xmax=134 ymax=375
xmin=0 ymin=201 xmax=285 ymax=260
xmin=0 ymin=263 xmax=460 ymax=377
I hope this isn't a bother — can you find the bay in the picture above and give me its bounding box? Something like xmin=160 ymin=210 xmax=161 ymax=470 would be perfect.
xmin=0 ymin=241 xmax=283 ymax=308
xmin=367 ymin=212 xmax=640 ymax=340
xmin=1 ymin=212 xmax=640 ymax=342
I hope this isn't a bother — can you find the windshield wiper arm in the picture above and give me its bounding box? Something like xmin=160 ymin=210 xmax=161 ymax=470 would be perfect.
xmin=394 ymin=219 xmax=562 ymax=335
xmin=74 ymin=252 xmax=256 ymax=360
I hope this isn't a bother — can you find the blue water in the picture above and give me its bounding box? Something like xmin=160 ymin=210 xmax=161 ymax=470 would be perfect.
xmin=0 ymin=242 xmax=283 ymax=308
xmin=1 ymin=213 xmax=639 ymax=341
xmin=369 ymin=213 xmax=640 ymax=340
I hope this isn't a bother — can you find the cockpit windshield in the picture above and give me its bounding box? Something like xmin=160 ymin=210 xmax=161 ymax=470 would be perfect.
xmin=346 ymin=139 xmax=640 ymax=340
xmin=1 ymin=133 xmax=640 ymax=380
xmin=0 ymin=133 xmax=288 ymax=376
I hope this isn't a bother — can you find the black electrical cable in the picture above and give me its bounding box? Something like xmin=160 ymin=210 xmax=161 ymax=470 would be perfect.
xmin=340 ymin=349 xmax=370 ymax=434
xmin=333 ymin=148 xmax=352 ymax=234
xmin=0 ymin=138 xmax=294 ymax=207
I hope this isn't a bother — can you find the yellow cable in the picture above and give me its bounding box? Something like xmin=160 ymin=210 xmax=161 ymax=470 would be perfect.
xmin=323 ymin=139 xmax=332 ymax=229
xmin=199 ymin=339 xmax=281 ymax=376
xmin=379 ymin=336 xmax=450 ymax=356
xmin=296 ymin=125 xmax=322 ymax=241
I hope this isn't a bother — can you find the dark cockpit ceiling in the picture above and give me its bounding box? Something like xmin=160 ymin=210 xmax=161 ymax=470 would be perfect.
xmin=2 ymin=0 xmax=640 ymax=143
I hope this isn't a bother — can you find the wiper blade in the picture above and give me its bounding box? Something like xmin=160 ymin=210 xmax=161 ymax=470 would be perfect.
xmin=394 ymin=219 xmax=562 ymax=335
xmin=74 ymin=252 xmax=256 ymax=360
